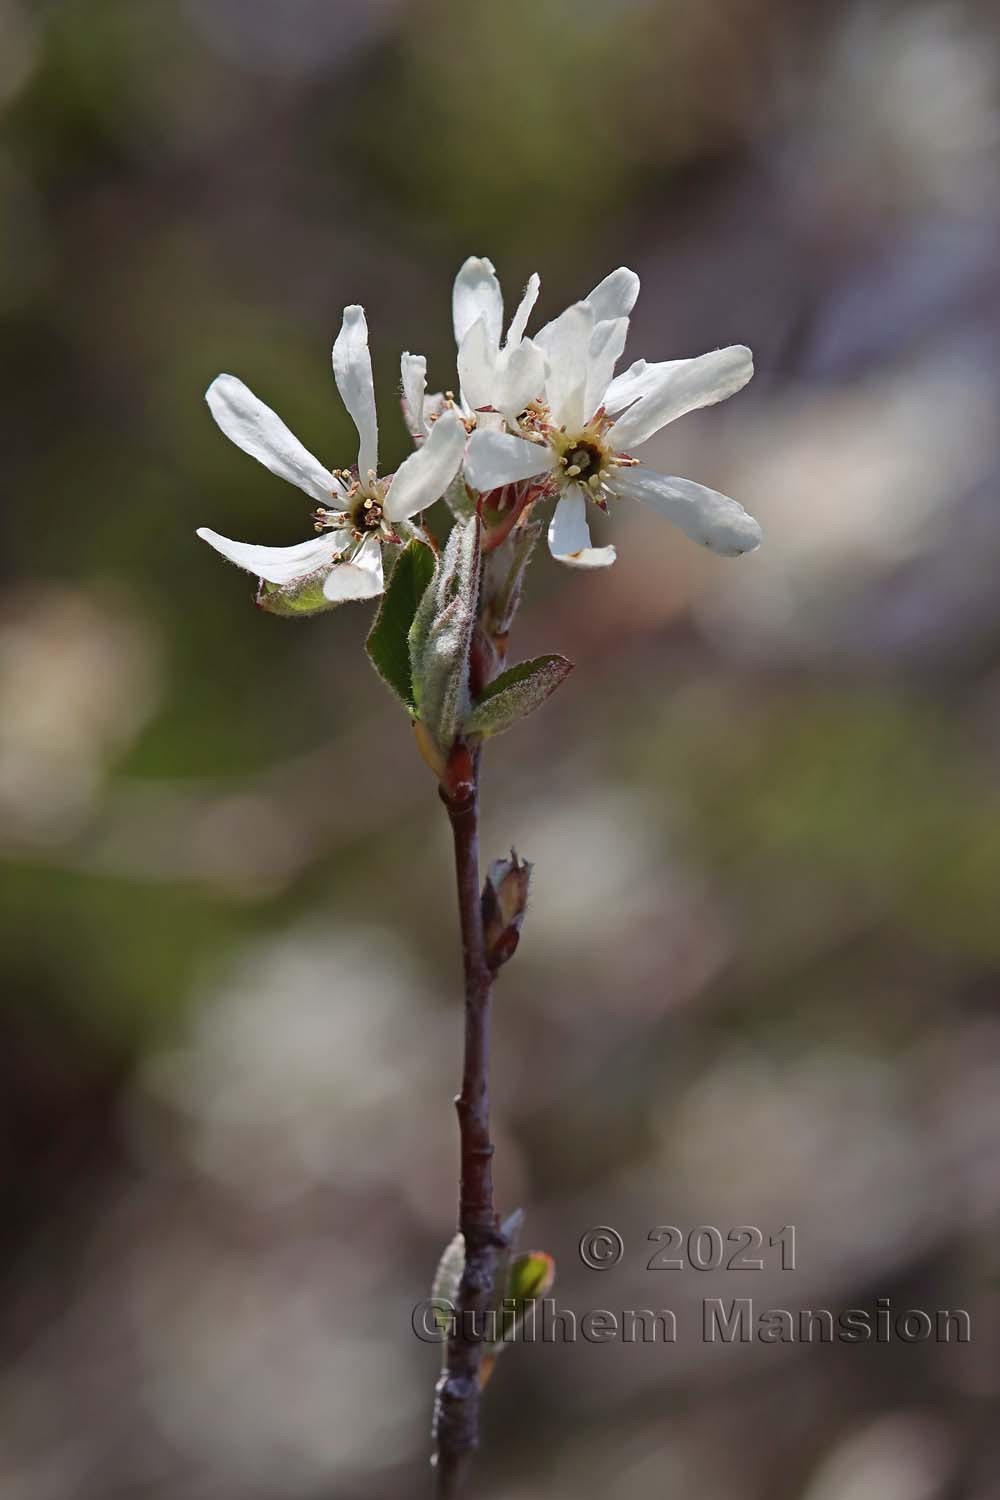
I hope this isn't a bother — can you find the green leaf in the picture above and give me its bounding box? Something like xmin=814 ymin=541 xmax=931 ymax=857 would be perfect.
xmin=485 ymin=1250 xmax=556 ymax=1355
xmin=507 ymin=1251 xmax=556 ymax=1303
xmin=365 ymin=540 xmax=436 ymax=709
xmin=256 ymin=574 xmax=337 ymax=618
xmin=463 ymin=654 xmax=573 ymax=739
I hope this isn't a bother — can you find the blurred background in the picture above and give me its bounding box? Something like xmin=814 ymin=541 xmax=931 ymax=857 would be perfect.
xmin=2 ymin=0 xmax=999 ymax=1496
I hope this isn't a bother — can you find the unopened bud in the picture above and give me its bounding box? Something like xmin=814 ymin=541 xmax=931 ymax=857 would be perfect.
xmin=481 ymin=850 xmax=532 ymax=970
xmin=442 ymin=741 xmax=475 ymax=804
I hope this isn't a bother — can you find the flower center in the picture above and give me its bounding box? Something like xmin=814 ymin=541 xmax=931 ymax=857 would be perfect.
xmin=351 ymin=493 xmax=384 ymax=533
xmin=312 ymin=470 xmax=393 ymax=545
xmin=563 ymin=440 xmax=604 ymax=478
xmin=551 ymin=424 xmax=616 ymax=498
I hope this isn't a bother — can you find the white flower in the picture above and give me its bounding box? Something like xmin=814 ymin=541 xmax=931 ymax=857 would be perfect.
xmin=197 ymin=306 xmax=466 ymax=606
xmin=464 ymin=284 xmax=760 ymax=568
xmin=440 ymin=256 xmax=643 ymax=437
xmin=449 ymin=255 xmax=549 ymax=427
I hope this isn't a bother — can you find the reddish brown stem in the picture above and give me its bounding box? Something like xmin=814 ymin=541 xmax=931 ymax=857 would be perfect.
xmin=434 ymin=754 xmax=499 ymax=1499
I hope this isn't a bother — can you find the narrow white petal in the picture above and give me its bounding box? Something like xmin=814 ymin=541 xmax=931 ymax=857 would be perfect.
xmin=464 ymin=430 xmax=554 ymax=493
xmin=332 ymin=304 xmax=378 ymax=479
xmin=535 ymin=267 xmax=639 ymax=347
xmin=547 ymin=487 xmax=616 ymax=569
xmin=322 ymin=535 xmax=385 ymax=602
xmin=612 ymin=466 xmax=762 ymax=556
xmin=423 ymin=390 xmax=448 ymax=428
xmin=607 ymin=348 xmax=755 ymax=427
xmin=585 ymin=266 xmax=640 ymax=323
xmin=457 ymin=316 xmax=497 ymax=413
xmin=603 ymin=357 xmax=663 ymax=413
xmin=384 ymin=409 xmax=467 ymax=521
xmin=401 ymin=352 xmax=427 ymax=438
xmin=453 ymin=256 xmax=503 ymax=351
xmin=539 ymin=302 xmax=594 ymax=429
xmin=609 ymin=345 xmax=754 ymax=451
xmin=505 ymin=272 xmax=540 ymax=347
xmin=494 ymin=337 xmax=546 ymax=422
xmin=584 ymin=317 xmax=629 ymax=422
xmin=197 ymin=527 xmax=342 ymax=584
xmin=205 ymin=375 xmax=337 ymax=505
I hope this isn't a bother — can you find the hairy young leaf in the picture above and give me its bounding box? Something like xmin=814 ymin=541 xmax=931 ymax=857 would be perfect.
xmin=431 ymin=1232 xmax=464 ymax=1319
xmin=365 ymin=540 xmax=436 ymax=709
xmin=410 ymin=516 xmax=480 ymax=750
xmin=429 ymin=1230 xmax=465 ymax=1368
xmin=463 ymin=654 xmax=573 ymax=739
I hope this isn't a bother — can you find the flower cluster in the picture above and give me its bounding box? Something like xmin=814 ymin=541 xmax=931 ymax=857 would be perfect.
xmin=197 ymin=257 xmax=761 ymax=610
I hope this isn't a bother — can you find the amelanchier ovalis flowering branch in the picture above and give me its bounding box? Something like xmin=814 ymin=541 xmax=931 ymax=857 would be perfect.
xmin=197 ymin=255 xmax=761 ymax=1497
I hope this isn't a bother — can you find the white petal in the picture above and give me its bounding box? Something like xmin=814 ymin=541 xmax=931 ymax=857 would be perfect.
xmin=603 ymin=357 xmax=662 ymax=414
xmin=322 ymin=535 xmax=385 ymax=602
xmin=401 ymin=352 xmax=427 ymax=438
xmin=609 ymin=345 xmax=754 ymax=451
xmin=457 ymin=316 xmax=497 ymax=413
xmin=474 ymin=408 xmax=505 ymax=434
xmin=539 ymin=302 xmax=594 ymax=429
xmin=585 ymin=266 xmax=640 ymax=323
xmin=584 ymin=317 xmax=629 ymax=422
xmin=602 ymin=352 xmax=743 ymax=414
xmin=452 ymin=256 xmax=503 ymax=351
xmin=384 ymin=409 xmax=467 ymax=521
xmin=494 ymin=337 xmax=546 ymax=422
xmin=464 ymin=430 xmax=554 ymax=493
xmin=535 ymin=267 xmax=639 ymax=347
xmin=197 ymin=526 xmax=342 ymax=584
xmin=205 ymin=375 xmax=337 ymax=506
xmin=547 ymin=487 xmax=616 ymax=569
xmin=612 ymin=466 xmax=762 ymax=556
xmin=505 ymin=272 xmax=540 ymax=347
xmin=332 ymin=304 xmax=378 ymax=479
xmin=423 ymin=390 xmax=448 ymax=428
